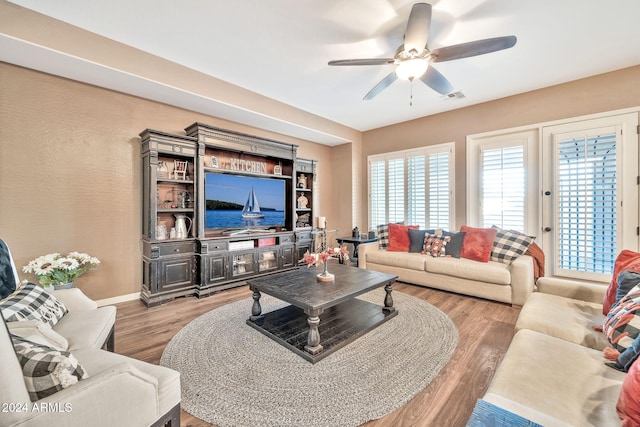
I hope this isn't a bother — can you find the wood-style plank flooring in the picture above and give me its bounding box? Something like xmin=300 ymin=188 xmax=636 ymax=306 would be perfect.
xmin=114 ymin=283 xmax=520 ymax=427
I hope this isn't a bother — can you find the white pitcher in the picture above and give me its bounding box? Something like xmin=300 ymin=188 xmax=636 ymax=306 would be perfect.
xmin=174 ymin=214 xmax=192 ymax=239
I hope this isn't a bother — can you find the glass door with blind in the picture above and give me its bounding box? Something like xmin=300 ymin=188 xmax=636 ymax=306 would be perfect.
xmin=542 ymin=113 xmax=638 ymax=281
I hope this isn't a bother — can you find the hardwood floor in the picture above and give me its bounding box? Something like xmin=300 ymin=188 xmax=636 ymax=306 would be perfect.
xmin=114 ymin=283 xmax=520 ymax=427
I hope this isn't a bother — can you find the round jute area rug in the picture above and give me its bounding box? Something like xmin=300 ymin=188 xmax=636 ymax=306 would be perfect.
xmin=160 ymin=288 xmax=458 ymax=427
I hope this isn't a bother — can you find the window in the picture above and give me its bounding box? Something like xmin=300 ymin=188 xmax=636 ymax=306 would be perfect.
xmin=481 ymin=145 xmax=526 ymax=231
xmin=368 ymin=143 xmax=454 ymax=230
xmin=467 ymin=130 xmax=538 ymax=235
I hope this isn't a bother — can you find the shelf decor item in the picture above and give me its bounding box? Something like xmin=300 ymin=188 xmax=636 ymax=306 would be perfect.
xmin=22 ymin=252 xmax=100 ymax=289
xmin=173 ymin=160 xmax=188 ymax=180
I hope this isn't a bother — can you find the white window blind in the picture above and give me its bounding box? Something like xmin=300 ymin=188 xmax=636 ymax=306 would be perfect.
xmin=388 ymin=158 xmax=405 ymax=223
xmin=368 ymin=144 xmax=453 ymax=230
xmin=408 ymin=155 xmax=426 ymax=228
xmin=556 ymin=131 xmax=617 ymax=275
xmin=369 ymin=159 xmax=386 ymax=228
xmin=429 ymin=152 xmax=450 ymax=229
xmin=481 ymin=145 xmax=525 ymax=231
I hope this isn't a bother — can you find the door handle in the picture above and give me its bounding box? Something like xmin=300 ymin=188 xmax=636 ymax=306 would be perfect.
xmin=544 ymin=227 xmax=552 ymax=232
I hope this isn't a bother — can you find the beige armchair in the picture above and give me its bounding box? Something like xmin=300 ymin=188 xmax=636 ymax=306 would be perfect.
xmin=1 ymin=314 xmax=181 ymax=427
xmin=0 ymin=240 xmax=180 ymax=426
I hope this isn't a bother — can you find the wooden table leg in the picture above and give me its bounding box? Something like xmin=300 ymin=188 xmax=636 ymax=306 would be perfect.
xmin=383 ymin=282 xmax=395 ymax=313
xmin=304 ymin=313 xmax=324 ymax=355
xmin=250 ymin=289 xmax=262 ymax=321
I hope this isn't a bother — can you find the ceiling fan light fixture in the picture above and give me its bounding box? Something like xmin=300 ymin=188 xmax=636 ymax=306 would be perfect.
xmin=395 ymin=58 xmax=428 ymax=80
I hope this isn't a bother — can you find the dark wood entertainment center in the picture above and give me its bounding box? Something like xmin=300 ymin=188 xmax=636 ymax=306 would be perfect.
xmin=140 ymin=123 xmax=317 ymax=306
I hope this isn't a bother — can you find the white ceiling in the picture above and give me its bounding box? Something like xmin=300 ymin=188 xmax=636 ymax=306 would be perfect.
xmin=3 ymin=0 xmax=640 ymax=144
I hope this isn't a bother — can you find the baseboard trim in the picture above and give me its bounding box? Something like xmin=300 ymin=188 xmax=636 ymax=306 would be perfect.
xmin=96 ymin=292 xmax=139 ymax=307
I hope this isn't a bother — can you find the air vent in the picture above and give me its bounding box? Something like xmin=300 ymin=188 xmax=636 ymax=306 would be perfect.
xmin=444 ymin=91 xmax=465 ymax=100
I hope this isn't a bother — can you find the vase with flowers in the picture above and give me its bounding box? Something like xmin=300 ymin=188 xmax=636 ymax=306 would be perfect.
xmin=301 ymin=246 xmax=349 ymax=282
xmin=22 ymin=252 xmax=100 ymax=290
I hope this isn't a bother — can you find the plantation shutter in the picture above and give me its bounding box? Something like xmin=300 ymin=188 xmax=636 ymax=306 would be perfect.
xmin=555 ymin=129 xmax=617 ymax=275
xmin=408 ymin=154 xmax=426 ymax=228
xmin=368 ymin=144 xmax=453 ymax=230
xmin=388 ymin=158 xmax=405 ymax=223
xmin=481 ymin=144 xmax=526 ymax=231
xmin=429 ymin=151 xmax=450 ymax=229
xmin=369 ymin=159 xmax=386 ymax=227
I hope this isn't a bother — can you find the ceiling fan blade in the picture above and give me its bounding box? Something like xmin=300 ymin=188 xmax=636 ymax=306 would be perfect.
xmin=430 ymin=36 xmax=517 ymax=62
xmin=363 ymin=72 xmax=398 ymax=100
xmin=419 ymin=66 xmax=453 ymax=95
xmin=404 ymin=3 xmax=431 ymax=55
xmin=328 ymin=58 xmax=394 ymax=66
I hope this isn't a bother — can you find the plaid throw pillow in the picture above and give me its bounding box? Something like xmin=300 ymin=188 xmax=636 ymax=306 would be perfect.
xmin=377 ymin=224 xmax=390 ymax=249
xmin=422 ymin=234 xmax=451 ymax=257
xmin=490 ymin=226 xmax=535 ymax=264
xmin=11 ymin=335 xmax=88 ymax=401
xmin=0 ymin=282 xmax=68 ymax=327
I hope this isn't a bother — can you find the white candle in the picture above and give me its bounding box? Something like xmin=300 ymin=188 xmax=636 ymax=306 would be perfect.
xmin=316 ymin=217 xmax=326 ymax=229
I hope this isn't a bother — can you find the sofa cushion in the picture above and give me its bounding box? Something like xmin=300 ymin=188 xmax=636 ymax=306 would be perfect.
xmin=485 ymin=329 xmax=625 ymax=427
xmin=604 ymin=250 xmax=640 ymax=315
xmin=54 ymin=306 xmax=117 ymax=351
xmin=0 ymin=239 xmax=18 ymax=299
xmin=408 ymin=229 xmax=427 ymax=253
xmin=490 ymin=226 xmax=535 ymax=264
xmin=443 ymin=231 xmax=465 ymax=258
xmin=7 ymin=319 xmax=69 ymax=351
xmin=73 ymin=347 xmax=181 ymax=417
xmin=11 ymin=335 xmax=88 ymax=401
xmin=615 ymin=270 xmax=640 ymax=310
xmin=424 ymin=257 xmax=511 ymax=285
xmin=376 ymin=224 xmax=390 ymax=249
xmin=365 ymin=249 xmax=427 ymax=271
xmin=459 ymin=226 xmax=498 ymax=263
xmin=422 ymin=234 xmax=450 ymax=257
xmin=0 ymin=282 xmax=68 ymax=327
xmin=617 ymin=357 xmax=640 ymax=425
xmin=386 ymin=223 xmax=418 ymax=252
xmin=604 ymin=284 xmax=640 ymax=354
xmin=516 ymin=292 xmax=609 ymax=350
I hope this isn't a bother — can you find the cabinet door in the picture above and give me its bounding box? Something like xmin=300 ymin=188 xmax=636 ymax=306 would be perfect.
xmin=232 ymin=251 xmax=255 ymax=277
xmin=158 ymin=256 xmax=194 ymax=292
xmin=258 ymin=249 xmax=279 ymax=272
xmin=281 ymin=245 xmax=295 ymax=268
xmin=201 ymin=253 xmax=229 ymax=286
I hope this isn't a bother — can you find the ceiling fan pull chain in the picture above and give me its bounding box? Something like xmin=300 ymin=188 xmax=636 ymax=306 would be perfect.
xmin=409 ymin=78 xmax=414 ymax=107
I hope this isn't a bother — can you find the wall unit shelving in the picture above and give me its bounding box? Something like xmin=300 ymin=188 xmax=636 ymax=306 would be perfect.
xmin=140 ymin=123 xmax=316 ymax=306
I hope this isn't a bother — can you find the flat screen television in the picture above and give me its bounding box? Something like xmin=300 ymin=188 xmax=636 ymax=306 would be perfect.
xmin=205 ymin=173 xmax=286 ymax=230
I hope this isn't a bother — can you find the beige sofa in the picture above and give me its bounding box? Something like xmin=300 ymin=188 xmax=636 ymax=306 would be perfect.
xmin=358 ymin=242 xmax=535 ymax=305
xmin=482 ymin=277 xmax=626 ymax=426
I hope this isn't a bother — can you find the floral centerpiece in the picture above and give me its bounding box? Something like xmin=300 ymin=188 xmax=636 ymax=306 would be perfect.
xmin=301 ymin=246 xmax=349 ymax=282
xmin=22 ymin=252 xmax=100 ymax=289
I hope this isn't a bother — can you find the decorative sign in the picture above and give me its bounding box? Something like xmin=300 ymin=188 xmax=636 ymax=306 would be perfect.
xmin=229 ymin=158 xmax=267 ymax=174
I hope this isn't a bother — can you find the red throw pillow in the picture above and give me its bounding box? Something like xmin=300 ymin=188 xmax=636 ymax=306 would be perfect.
xmin=617 ymin=360 xmax=640 ymax=426
xmin=386 ymin=223 xmax=418 ymax=252
xmin=604 ymin=250 xmax=640 ymax=315
xmin=459 ymin=225 xmax=498 ymax=263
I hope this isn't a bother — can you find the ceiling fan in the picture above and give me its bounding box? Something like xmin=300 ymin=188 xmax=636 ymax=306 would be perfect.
xmin=328 ymin=2 xmax=517 ymax=101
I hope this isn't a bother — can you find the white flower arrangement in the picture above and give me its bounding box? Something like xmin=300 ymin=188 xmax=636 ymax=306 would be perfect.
xmin=22 ymin=252 xmax=100 ymax=287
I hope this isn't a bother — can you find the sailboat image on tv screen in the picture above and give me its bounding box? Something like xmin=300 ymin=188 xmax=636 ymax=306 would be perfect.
xmin=241 ymin=186 xmax=265 ymax=219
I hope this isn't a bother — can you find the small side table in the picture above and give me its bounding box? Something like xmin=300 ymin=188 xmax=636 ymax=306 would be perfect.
xmin=335 ymin=236 xmax=378 ymax=267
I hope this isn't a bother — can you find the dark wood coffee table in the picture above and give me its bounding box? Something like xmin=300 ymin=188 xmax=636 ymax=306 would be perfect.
xmin=246 ymin=263 xmax=398 ymax=363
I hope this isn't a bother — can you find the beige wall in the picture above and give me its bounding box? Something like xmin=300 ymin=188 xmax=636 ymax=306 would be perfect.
xmin=361 ymin=65 xmax=640 ymax=230
xmin=0 ymin=63 xmax=340 ymax=300
xmin=3 ymin=61 xmax=639 ymax=300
